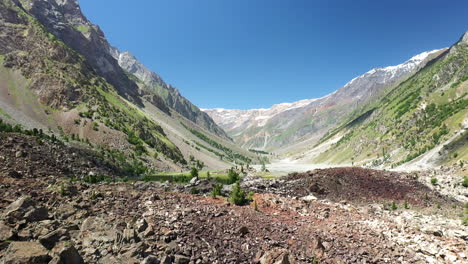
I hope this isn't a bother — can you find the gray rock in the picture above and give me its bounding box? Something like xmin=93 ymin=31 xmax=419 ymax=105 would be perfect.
xmin=4 ymin=196 xmax=35 ymax=220
xmin=189 ymin=177 xmax=199 ymax=185
xmin=39 ymin=228 xmax=69 ymax=249
xmin=136 ymin=218 xmax=148 ymax=233
xmin=24 ymin=206 xmax=49 ymax=222
xmin=0 ymin=221 xmax=15 ymax=241
xmin=142 ymin=255 xmax=160 ymax=264
xmin=121 ymin=228 xmax=139 ymax=244
xmin=3 ymin=241 xmax=52 ymax=264
xmin=50 ymin=242 xmax=84 ymax=264
xmin=259 ymin=248 xmax=294 ymax=264
xmin=160 ymin=255 xmax=173 ymax=264
xmin=173 ymin=254 xmax=190 ymax=264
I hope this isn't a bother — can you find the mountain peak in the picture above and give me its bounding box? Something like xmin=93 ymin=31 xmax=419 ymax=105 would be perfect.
xmin=457 ymin=31 xmax=468 ymax=46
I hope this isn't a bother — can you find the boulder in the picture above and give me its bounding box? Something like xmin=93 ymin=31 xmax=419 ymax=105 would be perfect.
xmin=3 ymin=196 xmax=48 ymax=223
xmin=50 ymin=242 xmax=84 ymax=264
xmin=173 ymin=254 xmax=190 ymax=264
xmin=259 ymin=248 xmax=294 ymax=264
xmin=39 ymin=228 xmax=69 ymax=249
xmin=121 ymin=228 xmax=139 ymax=243
xmin=24 ymin=206 xmax=49 ymax=222
xmin=0 ymin=221 xmax=15 ymax=241
xmin=141 ymin=255 xmax=160 ymax=264
xmin=3 ymin=241 xmax=51 ymax=264
xmin=189 ymin=177 xmax=199 ymax=185
xmin=4 ymin=196 xmax=35 ymax=220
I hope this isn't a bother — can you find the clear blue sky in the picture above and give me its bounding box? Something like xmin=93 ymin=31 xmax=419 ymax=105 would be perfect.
xmin=79 ymin=0 xmax=467 ymax=110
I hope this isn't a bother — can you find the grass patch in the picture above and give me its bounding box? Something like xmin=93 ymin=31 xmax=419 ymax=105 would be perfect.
xmin=143 ymin=171 xmax=233 ymax=184
xmin=0 ymin=107 xmax=11 ymax=119
xmin=75 ymin=25 xmax=90 ymax=34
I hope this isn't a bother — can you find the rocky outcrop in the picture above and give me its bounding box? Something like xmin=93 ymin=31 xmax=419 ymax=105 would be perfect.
xmin=19 ymin=0 xmax=144 ymax=106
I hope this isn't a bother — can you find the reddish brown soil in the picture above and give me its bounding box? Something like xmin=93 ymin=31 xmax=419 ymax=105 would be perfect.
xmin=284 ymin=167 xmax=458 ymax=206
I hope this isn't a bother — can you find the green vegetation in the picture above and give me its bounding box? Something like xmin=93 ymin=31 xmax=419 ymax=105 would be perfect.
xmin=430 ymin=178 xmax=438 ymax=186
xmin=142 ymin=171 xmax=233 ymax=185
xmin=230 ymin=182 xmax=247 ymax=206
xmin=190 ymin=167 xmax=199 ymax=178
xmin=249 ymin=149 xmax=270 ymax=155
xmin=463 ymin=203 xmax=468 ymax=226
xmin=0 ymin=118 xmax=61 ymax=143
xmin=227 ymin=168 xmax=240 ymax=184
xmin=0 ymin=107 xmax=11 ymax=119
xmin=83 ymin=174 xmax=113 ymax=184
xmin=462 ymin=176 xmax=468 ymax=188
xmin=314 ymin=42 xmax=468 ymax=166
xmin=75 ymin=25 xmax=90 ymax=34
xmin=391 ymin=201 xmax=398 ymax=211
xmin=181 ymin=122 xmax=252 ymax=164
xmin=211 ymin=183 xmax=223 ymax=198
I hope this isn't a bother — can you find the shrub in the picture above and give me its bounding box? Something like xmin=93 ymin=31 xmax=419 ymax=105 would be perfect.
xmin=462 ymin=176 xmax=468 ymax=188
xmin=227 ymin=168 xmax=239 ymax=184
xmin=391 ymin=201 xmax=397 ymax=211
xmin=230 ymin=182 xmax=247 ymax=206
xmin=430 ymin=178 xmax=438 ymax=186
xmin=211 ymin=184 xmax=222 ymax=198
xmin=404 ymin=200 xmax=409 ymax=209
xmin=190 ymin=167 xmax=199 ymax=178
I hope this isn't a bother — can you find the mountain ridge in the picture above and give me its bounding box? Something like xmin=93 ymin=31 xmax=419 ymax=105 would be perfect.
xmin=203 ymin=48 xmax=444 ymax=151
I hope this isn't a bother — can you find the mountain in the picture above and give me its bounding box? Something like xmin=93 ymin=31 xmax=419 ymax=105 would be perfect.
xmin=307 ymin=32 xmax=468 ymax=168
xmin=111 ymin=49 xmax=230 ymax=139
xmin=204 ymin=49 xmax=444 ymax=152
xmin=0 ymin=0 xmax=254 ymax=171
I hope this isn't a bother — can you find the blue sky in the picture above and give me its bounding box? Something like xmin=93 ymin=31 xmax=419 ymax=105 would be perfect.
xmin=79 ymin=0 xmax=468 ymax=109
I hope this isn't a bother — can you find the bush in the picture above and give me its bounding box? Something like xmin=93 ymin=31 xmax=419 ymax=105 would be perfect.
xmin=462 ymin=176 xmax=468 ymax=188
xmin=230 ymin=182 xmax=247 ymax=205
xmin=190 ymin=167 xmax=199 ymax=178
xmin=211 ymin=183 xmax=222 ymax=198
xmin=430 ymin=178 xmax=438 ymax=186
xmin=227 ymin=168 xmax=239 ymax=184
xmin=391 ymin=201 xmax=398 ymax=211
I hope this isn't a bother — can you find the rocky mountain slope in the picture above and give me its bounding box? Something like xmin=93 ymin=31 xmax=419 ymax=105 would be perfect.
xmin=0 ymin=0 xmax=253 ymax=171
xmin=307 ymin=32 xmax=468 ymax=168
xmin=111 ymin=50 xmax=230 ymax=140
xmin=204 ymin=49 xmax=444 ymax=151
xmin=0 ymin=133 xmax=466 ymax=263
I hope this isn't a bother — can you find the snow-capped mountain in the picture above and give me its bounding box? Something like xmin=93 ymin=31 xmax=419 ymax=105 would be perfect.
xmin=202 ymin=99 xmax=319 ymax=130
xmin=203 ymin=49 xmax=445 ymax=151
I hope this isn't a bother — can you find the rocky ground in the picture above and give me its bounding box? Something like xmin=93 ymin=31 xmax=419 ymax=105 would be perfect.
xmin=0 ymin=133 xmax=467 ymax=263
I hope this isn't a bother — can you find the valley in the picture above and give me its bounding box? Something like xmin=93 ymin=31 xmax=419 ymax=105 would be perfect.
xmin=0 ymin=0 xmax=466 ymax=263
